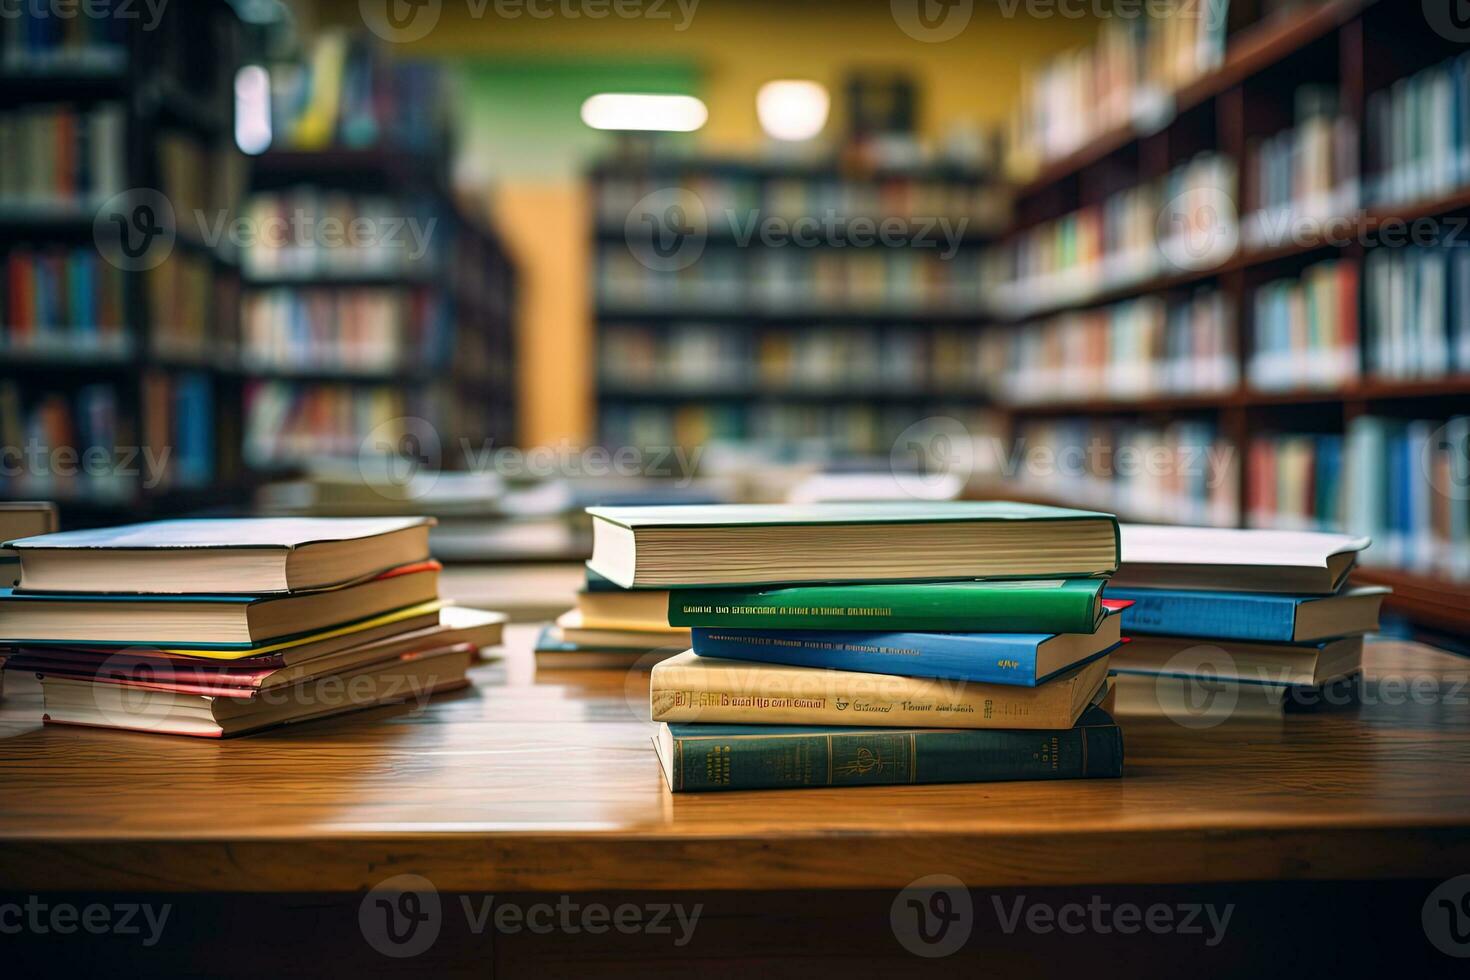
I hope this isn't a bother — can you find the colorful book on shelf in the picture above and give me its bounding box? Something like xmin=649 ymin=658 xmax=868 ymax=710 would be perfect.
xmin=650 ymin=651 xmax=1112 ymax=730
xmin=668 ymin=578 xmax=1108 ymax=634
xmin=689 ymin=607 xmax=1122 ymax=688
xmin=586 ymin=502 xmax=1121 ymax=589
xmin=1105 ymin=585 xmax=1388 ymax=643
xmin=0 ymin=561 xmax=442 ymax=648
xmin=4 ymin=516 xmax=434 ymax=594
xmin=1110 ymin=524 xmax=1369 ymax=594
xmin=1110 ymin=634 xmax=1364 ymax=689
xmin=653 ymin=702 xmax=1123 ymax=792
xmin=35 ymin=642 xmax=476 ymax=739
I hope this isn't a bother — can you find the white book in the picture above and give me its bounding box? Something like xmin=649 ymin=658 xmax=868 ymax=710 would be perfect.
xmin=1111 ymin=525 xmax=1370 ymax=594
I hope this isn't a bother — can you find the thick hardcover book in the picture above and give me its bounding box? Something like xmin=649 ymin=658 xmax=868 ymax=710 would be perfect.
xmin=1111 ymin=524 xmax=1369 ymax=594
xmin=587 ymin=501 xmax=1120 ymax=588
xmin=690 ymin=609 xmax=1120 ymax=687
xmin=668 ymin=578 xmax=1106 ymax=634
xmin=651 ymin=651 xmax=1111 ymax=729
xmin=653 ymin=705 xmax=1124 ymax=791
xmin=1106 ymin=585 xmax=1388 ymax=643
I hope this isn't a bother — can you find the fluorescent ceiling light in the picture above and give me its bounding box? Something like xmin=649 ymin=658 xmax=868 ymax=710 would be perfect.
xmin=757 ymin=80 xmax=829 ymax=142
xmin=580 ymin=93 xmax=708 ymax=132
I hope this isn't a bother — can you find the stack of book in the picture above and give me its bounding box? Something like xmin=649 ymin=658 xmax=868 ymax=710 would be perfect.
xmin=0 ymin=502 xmax=57 ymax=698
xmin=583 ymin=502 xmax=1128 ymax=792
xmin=0 ymin=518 xmax=505 ymax=737
xmin=1106 ymin=525 xmax=1387 ymax=719
xmin=536 ymin=571 xmax=690 ymax=669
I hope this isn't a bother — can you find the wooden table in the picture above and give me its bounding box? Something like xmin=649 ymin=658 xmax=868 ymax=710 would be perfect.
xmin=2 ymin=613 xmax=1469 ymax=974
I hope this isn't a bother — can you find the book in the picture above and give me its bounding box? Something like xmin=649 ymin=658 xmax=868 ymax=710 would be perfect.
xmin=586 ymin=502 xmax=1120 ymax=589
xmin=575 ymin=586 xmax=673 ymax=629
xmin=1106 ymin=585 xmax=1388 ymax=643
xmin=36 ymin=642 xmax=475 ymax=738
xmin=553 ymin=609 xmax=690 ymax=650
xmin=533 ymin=624 xmax=680 ymax=669
xmin=5 ymin=606 xmax=506 ymax=694
xmin=1110 ymin=634 xmax=1364 ymax=688
xmin=1111 ymin=670 xmax=1362 ymax=721
xmin=0 ymin=502 xmax=56 ymax=588
xmin=667 ymin=578 xmax=1107 ymax=634
xmin=650 ymin=651 xmax=1111 ymax=729
xmin=653 ymin=704 xmax=1123 ymax=792
xmin=689 ymin=610 xmax=1121 ymax=687
xmin=6 ymin=516 xmax=434 ymax=594
xmin=0 ymin=561 xmax=441 ymax=648
xmin=1109 ymin=524 xmax=1369 ymax=594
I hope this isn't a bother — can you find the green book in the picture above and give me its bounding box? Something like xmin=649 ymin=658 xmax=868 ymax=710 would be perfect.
xmin=653 ymin=706 xmax=1123 ymax=792
xmin=587 ymin=501 xmax=1120 ymax=589
xmin=666 ymin=578 xmax=1105 ymax=633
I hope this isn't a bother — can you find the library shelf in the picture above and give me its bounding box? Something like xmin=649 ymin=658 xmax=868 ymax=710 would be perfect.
xmin=1013 ymin=0 xmax=1371 ymax=199
xmin=596 ymin=384 xmax=960 ymax=403
xmin=1002 ymin=379 xmax=1470 ymax=418
xmin=595 ymin=308 xmax=990 ymax=327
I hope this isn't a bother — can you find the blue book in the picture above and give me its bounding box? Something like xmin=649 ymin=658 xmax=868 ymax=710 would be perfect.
xmin=690 ymin=610 xmax=1121 ymax=687
xmin=1106 ymin=586 xmax=1388 ymax=644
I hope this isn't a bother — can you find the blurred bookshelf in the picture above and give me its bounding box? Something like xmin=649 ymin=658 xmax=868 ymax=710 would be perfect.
xmin=0 ymin=0 xmax=250 ymax=522
xmin=982 ymin=0 xmax=1470 ymax=631
xmin=589 ymin=156 xmax=1008 ymax=456
xmin=244 ymin=31 xmax=516 ymax=472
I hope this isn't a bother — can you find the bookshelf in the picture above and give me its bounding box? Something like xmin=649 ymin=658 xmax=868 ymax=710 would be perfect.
xmin=0 ymin=0 xmax=252 ymax=524
xmin=589 ymin=156 xmax=1008 ymax=456
xmin=225 ymin=33 xmax=515 ymax=476
xmin=984 ymin=0 xmax=1470 ymax=631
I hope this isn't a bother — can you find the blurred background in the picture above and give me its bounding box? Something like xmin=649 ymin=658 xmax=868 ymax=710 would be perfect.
xmin=1 ymin=0 xmax=1468 ymax=635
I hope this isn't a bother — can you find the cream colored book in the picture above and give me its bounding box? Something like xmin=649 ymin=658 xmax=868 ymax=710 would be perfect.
xmin=554 ymin=609 xmax=690 ymax=649
xmin=650 ymin=651 xmax=1110 ymax=730
xmin=1111 ymin=634 xmax=1363 ymax=688
xmin=575 ymin=588 xmax=671 ymax=628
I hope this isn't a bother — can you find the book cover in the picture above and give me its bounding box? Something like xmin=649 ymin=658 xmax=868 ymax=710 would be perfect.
xmin=651 ymin=651 xmax=1111 ymax=730
xmin=588 ymin=500 xmax=1118 ymax=529
xmin=654 ymin=705 xmax=1123 ymax=792
xmin=1105 ymin=585 xmax=1388 ymax=643
xmin=668 ymin=578 xmax=1105 ymax=634
xmin=690 ymin=609 xmax=1120 ymax=687
xmin=4 ymin=515 xmax=432 ymax=550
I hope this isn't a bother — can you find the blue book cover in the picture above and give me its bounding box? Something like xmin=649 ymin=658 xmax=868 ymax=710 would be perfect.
xmin=1105 ymin=586 xmax=1384 ymax=644
xmin=690 ymin=615 xmax=1119 ymax=687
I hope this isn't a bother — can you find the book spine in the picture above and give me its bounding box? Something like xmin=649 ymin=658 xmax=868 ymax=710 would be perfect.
xmin=667 ymin=585 xmax=1099 ymax=634
xmin=666 ymin=725 xmax=1123 ymax=791
xmin=1108 ymin=590 xmax=1298 ymax=643
xmin=691 ymin=628 xmax=1041 ymax=686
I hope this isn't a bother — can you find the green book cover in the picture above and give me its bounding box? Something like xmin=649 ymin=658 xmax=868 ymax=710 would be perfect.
xmin=666 ymin=579 xmax=1105 ymax=634
xmin=656 ymin=706 xmax=1123 ymax=792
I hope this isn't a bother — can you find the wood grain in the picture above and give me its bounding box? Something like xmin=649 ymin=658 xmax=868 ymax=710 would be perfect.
xmin=2 ymin=603 xmax=1470 ymax=892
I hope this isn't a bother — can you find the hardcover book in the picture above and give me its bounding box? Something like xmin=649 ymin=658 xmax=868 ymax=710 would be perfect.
xmin=5 ymin=516 xmax=434 ymax=594
xmin=1110 ymin=524 xmax=1369 ymax=594
xmin=689 ymin=608 xmax=1121 ymax=687
xmin=654 ymin=704 xmax=1124 ymax=792
xmin=650 ymin=651 xmax=1111 ymax=730
xmin=1105 ymin=585 xmax=1388 ymax=642
xmin=586 ymin=501 xmax=1121 ymax=589
xmin=1110 ymin=634 xmax=1364 ymax=688
xmin=668 ymin=578 xmax=1107 ymax=634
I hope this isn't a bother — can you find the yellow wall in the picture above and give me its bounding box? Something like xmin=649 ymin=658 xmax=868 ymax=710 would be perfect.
xmin=312 ymin=0 xmax=1097 ymax=444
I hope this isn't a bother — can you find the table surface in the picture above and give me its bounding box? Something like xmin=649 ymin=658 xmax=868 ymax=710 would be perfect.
xmin=2 ymin=566 xmax=1469 ymax=893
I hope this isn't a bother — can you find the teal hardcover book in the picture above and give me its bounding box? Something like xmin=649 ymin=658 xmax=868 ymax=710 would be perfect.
xmin=653 ymin=705 xmax=1124 ymax=791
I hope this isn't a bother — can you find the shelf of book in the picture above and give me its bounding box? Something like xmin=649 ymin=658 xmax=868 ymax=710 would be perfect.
xmin=989 ymin=0 xmax=1470 ymax=632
